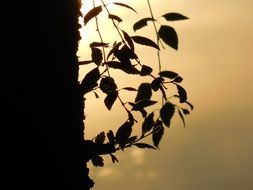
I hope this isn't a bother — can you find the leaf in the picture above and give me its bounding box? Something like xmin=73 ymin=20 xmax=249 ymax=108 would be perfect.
xmin=159 ymin=85 xmax=167 ymax=100
xmin=133 ymin=17 xmax=154 ymax=31
xmin=104 ymin=91 xmax=118 ymax=110
xmin=135 ymin=83 xmax=152 ymax=103
xmin=91 ymin=155 xmax=104 ymax=167
xmin=121 ymin=30 xmax=135 ymax=51
xmin=106 ymin=61 xmax=139 ymax=75
xmin=134 ymin=143 xmax=156 ymax=150
xmin=107 ymin=42 xmax=122 ymax=60
xmin=127 ymin=136 xmax=138 ymax=144
xmin=106 ymin=61 xmax=122 ymax=69
xmin=158 ymin=25 xmax=178 ymax=50
xmin=90 ymin=42 xmax=109 ymax=48
xmin=109 ymin=14 xmax=123 ymax=23
xmin=119 ymin=45 xmax=138 ymax=60
xmin=95 ymin=132 xmax=106 ymax=144
xmin=115 ymin=121 xmax=133 ymax=148
xmin=159 ymin=70 xmax=178 ymax=79
xmin=140 ymin=65 xmax=153 ymax=76
xmin=107 ymin=130 xmax=115 ymax=145
xmin=106 ymin=60 xmax=124 ymax=70
xmin=84 ymin=6 xmax=102 ymax=25
xmin=78 ymin=60 xmax=93 ymax=66
xmin=111 ymin=2 xmax=137 ymax=13
xmin=110 ymin=153 xmax=119 ymax=163
xmin=160 ymin=102 xmax=175 ymax=127
xmin=80 ymin=67 xmax=100 ymax=95
xmin=152 ymin=122 xmax=164 ymax=148
xmin=131 ymin=36 xmax=160 ymax=50
xmin=173 ymin=76 xmax=183 ymax=83
xmin=127 ymin=110 xmax=136 ymax=125
xmin=132 ymin=99 xmax=157 ymax=111
xmin=186 ymin=101 xmax=194 ymax=110
xmin=100 ymin=76 xmax=117 ymax=94
xmin=182 ymin=108 xmax=190 ymax=115
xmin=151 ymin=77 xmax=164 ymax=91
xmin=94 ymin=91 xmax=100 ymax=98
xmin=142 ymin=112 xmax=155 ymax=134
xmin=112 ymin=46 xmax=139 ymax=74
xmin=178 ymin=109 xmax=185 ymax=127
xmin=176 ymin=84 xmax=187 ymax=103
xmin=162 ymin=12 xmax=189 ymax=21
xmin=91 ymin=47 xmax=103 ymax=65
xmin=139 ymin=108 xmax=148 ymax=118
xmin=121 ymin=87 xmax=138 ymax=91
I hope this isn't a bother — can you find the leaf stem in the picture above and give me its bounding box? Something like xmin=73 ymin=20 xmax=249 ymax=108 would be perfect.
xmin=117 ymin=94 xmax=131 ymax=114
xmin=147 ymin=0 xmax=162 ymax=72
xmin=92 ymin=0 xmax=110 ymax=76
xmin=100 ymin=0 xmax=125 ymax=43
xmin=147 ymin=0 xmax=165 ymax=105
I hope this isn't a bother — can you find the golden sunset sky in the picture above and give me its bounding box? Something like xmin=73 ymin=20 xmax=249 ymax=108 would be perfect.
xmin=78 ymin=0 xmax=253 ymax=189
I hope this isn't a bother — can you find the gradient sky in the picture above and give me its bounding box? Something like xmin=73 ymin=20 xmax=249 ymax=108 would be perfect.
xmin=77 ymin=0 xmax=253 ymax=190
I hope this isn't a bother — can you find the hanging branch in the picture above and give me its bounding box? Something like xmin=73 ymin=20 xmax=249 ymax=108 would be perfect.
xmin=79 ymin=1 xmax=193 ymax=167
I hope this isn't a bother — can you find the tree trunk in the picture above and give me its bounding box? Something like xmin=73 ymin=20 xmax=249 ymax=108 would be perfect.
xmin=1 ymin=1 xmax=93 ymax=189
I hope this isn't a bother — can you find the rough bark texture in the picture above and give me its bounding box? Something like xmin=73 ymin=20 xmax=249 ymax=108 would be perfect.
xmin=1 ymin=1 xmax=94 ymax=189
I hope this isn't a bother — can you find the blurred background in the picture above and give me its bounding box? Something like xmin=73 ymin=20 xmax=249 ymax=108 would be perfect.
xmin=77 ymin=0 xmax=253 ymax=190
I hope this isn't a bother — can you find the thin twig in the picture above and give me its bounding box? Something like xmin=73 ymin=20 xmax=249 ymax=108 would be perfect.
xmin=93 ymin=0 xmax=110 ymax=76
xmin=147 ymin=0 xmax=162 ymax=72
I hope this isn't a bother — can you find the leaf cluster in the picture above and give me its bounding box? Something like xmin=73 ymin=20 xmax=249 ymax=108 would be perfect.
xmin=133 ymin=12 xmax=189 ymax=50
xmin=78 ymin=1 xmax=193 ymax=167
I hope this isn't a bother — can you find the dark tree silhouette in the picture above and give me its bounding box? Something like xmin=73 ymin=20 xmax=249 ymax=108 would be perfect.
xmin=2 ymin=1 xmax=94 ymax=189
xmin=1 ymin=1 xmax=192 ymax=190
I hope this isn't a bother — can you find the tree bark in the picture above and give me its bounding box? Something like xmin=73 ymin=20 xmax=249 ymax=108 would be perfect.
xmin=1 ymin=1 xmax=93 ymax=189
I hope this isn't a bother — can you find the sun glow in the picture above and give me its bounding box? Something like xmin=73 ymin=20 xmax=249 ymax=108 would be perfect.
xmin=78 ymin=0 xmax=129 ymax=61
xmin=81 ymin=0 xmax=99 ymax=14
xmin=78 ymin=0 xmax=141 ymax=70
xmin=80 ymin=0 xmax=125 ymax=15
xmin=78 ymin=0 xmax=116 ymax=60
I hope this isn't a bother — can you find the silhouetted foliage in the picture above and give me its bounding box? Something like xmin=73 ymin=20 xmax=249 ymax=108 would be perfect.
xmin=78 ymin=0 xmax=193 ymax=169
xmin=2 ymin=1 xmax=193 ymax=189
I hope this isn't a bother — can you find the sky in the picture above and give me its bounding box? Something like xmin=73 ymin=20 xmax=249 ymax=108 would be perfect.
xmin=77 ymin=0 xmax=253 ymax=190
